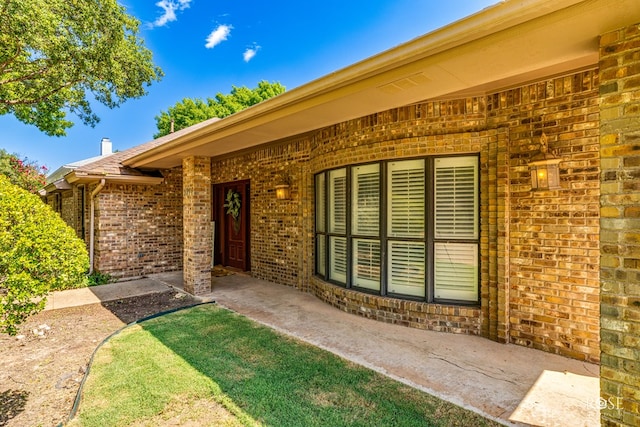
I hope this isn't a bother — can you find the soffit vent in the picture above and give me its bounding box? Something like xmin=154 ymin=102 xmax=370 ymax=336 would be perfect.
xmin=377 ymin=72 xmax=431 ymax=94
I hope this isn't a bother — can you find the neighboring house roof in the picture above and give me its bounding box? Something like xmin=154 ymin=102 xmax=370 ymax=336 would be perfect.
xmin=121 ymin=0 xmax=640 ymax=170
xmin=41 ymin=117 xmax=221 ymax=194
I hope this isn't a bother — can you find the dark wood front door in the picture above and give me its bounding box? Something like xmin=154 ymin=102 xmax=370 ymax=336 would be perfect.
xmin=212 ymin=180 xmax=250 ymax=271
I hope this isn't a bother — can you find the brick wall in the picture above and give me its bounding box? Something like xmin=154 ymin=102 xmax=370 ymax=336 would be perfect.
xmin=211 ymin=138 xmax=312 ymax=289
xmin=207 ymin=70 xmax=601 ymax=355
xmin=46 ymin=189 xmax=84 ymax=241
xmin=599 ymin=23 xmax=640 ymax=427
xmin=94 ymin=168 xmax=183 ymax=278
xmin=309 ymin=123 xmax=498 ymax=336
xmin=311 ymin=278 xmax=481 ymax=333
xmin=487 ymin=71 xmax=601 ymax=362
xmin=182 ymin=157 xmax=212 ymax=295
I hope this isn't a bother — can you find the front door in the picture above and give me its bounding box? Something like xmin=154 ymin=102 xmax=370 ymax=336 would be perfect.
xmin=212 ymin=180 xmax=250 ymax=271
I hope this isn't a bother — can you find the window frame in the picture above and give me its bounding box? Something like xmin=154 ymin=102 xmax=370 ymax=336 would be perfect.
xmin=314 ymin=154 xmax=480 ymax=305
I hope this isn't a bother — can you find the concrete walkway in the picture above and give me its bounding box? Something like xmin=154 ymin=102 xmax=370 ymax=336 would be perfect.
xmin=46 ymin=272 xmax=600 ymax=427
xmin=43 ymin=277 xmax=176 ymax=310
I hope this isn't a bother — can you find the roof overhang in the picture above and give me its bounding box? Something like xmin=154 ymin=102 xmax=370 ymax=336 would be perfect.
xmin=39 ymin=179 xmax=72 ymax=196
xmin=65 ymin=172 xmax=164 ymax=186
xmin=124 ymin=0 xmax=640 ymax=169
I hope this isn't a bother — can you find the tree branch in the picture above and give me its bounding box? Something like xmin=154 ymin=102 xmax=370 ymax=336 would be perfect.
xmin=0 ymin=80 xmax=77 ymax=106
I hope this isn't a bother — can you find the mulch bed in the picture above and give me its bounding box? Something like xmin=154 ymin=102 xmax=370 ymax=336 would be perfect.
xmin=0 ymin=290 xmax=199 ymax=427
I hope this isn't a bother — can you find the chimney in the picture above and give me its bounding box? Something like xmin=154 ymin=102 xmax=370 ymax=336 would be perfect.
xmin=100 ymin=137 xmax=112 ymax=156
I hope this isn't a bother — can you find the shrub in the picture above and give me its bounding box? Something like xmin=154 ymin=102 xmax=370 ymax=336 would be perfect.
xmin=87 ymin=271 xmax=114 ymax=287
xmin=0 ymin=175 xmax=89 ymax=335
xmin=0 ymin=148 xmax=48 ymax=193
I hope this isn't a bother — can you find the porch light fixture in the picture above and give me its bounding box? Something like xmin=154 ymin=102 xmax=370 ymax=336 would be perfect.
xmin=275 ymin=183 xmax=290 ymax=200
xmin=529 ymin=133 xmax=562 ymax=190
xmin=275 ymin=174 xmax=291 ymax=200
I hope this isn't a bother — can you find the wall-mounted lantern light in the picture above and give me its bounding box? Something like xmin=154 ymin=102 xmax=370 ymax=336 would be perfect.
xmin=275 ymin=173 xmax=291 ymax=200
xmin=529 ymin=133 xmax=562 ymax=190
xmin=275 ymin=183 xmax=290 ymax=200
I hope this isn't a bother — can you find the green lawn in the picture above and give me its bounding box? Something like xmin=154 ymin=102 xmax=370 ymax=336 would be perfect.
xmin=69 ymin=304 xmax=500 ymax=427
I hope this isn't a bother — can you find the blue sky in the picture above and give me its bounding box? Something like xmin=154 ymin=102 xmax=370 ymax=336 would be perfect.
xmin=0 ymin=0 xmax=497 ymax=172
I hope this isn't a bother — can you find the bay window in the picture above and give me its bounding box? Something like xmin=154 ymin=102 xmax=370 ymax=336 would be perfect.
xmin=315 ymin=155 xmax=479 ymax=304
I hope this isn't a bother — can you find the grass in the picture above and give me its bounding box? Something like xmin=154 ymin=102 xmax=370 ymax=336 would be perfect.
xmin=69 ymin=304 xmax=500 ymax=427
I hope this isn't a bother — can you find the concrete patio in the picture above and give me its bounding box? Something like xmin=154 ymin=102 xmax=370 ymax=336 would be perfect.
xmin=46 ymin=271 xmax=600 ymax=426
xmin=147 ymin=271 xmax=600 ymax=427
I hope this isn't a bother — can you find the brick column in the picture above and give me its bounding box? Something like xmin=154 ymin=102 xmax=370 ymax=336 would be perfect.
xmin=599 ymin=24 xmax=640 ymax=427
xmin=482 ymin=128 xmax=510 ymax=343
xmin=182 ymin=156 xmax=212 ymax=295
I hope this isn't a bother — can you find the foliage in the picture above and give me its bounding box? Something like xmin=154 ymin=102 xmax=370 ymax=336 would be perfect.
xmin=0 ymin=175 xmax=89 ymax=335
xmin=0 ymin=0 xmax=163 ymax=136
xmin=87 ymin=271 xmax=114 ymax=287
xmin=223 ymin=189 xmax=241 ymax=220
xmin=154 ymin=80 xmax=286 ymax=137
xmin=0 ymin=148 xmax=47 ymax=193
xmin=72 ymin=305 xmax=499 ymax=427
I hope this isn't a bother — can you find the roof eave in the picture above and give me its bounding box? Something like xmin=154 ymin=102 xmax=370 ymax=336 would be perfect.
xmin=123 ymin=0 xmax=637 ymax=169
xmin=66 ymin=172 xmax=165 ymax=186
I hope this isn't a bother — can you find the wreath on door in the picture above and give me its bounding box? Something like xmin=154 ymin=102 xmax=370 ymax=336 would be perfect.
xmin=224 ymin=189 xmax=242 ymax=234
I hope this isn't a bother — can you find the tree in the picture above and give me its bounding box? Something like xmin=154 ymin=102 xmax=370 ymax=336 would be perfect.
xmin=0 ymin=0 xmax=163 ymax=136
xmin=0 ymin=149 xmax=47 ymax=193
xmin=0 ymin=175 xmax=89 ymax=335
xmin=154 ymin=81 xmax=286 ymax=138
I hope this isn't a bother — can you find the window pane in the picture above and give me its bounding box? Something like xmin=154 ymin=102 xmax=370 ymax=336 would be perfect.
xmin=315 ymin=173 xmax=325 ymax=233
xmin=352 ymin=238 xmax=380 ymax=291
xmin=434 ymin=243 xmax=478 ymax=301
xmin=328 ymin=169 xmax=347 ymax=234
xmin=352 ymin=164 xmax=379 ymax=236
xmin=329 ymin=236 xmax=347 ymax=284
xmin=387 ymin=159 xmax=425 ymax=238
xmin=387 ymin=241 xmax=425 ymax=297
xmin=316 ymin=235 xmax=326 ymax=276
xmin=434 ymin=156 xmax=478 ymax=239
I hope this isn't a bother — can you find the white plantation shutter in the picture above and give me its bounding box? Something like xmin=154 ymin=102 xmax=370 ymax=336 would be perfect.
xmin=329 ymin=169 xmax=346 ymax=234
xmin=387 ymin=159 xmax=425 ymax=238
xmin=315 ymin=173 xmax=325 ymax=233
xmin=434 ymin=243 xmax=478 ymax=301
xmin=316 ymin=236 xmax=326 ymax=276
xmin=352 ymin=238 xmax=380 ymax=290
xmin=352 ymin=164 xmax=379 ymax=236
xmin=434 ymin=157 xmax=478 ymax=239
xmin=433 ymin=156 xmax=479 ymax=301
xmin=329 ymin=237 xmax=347 ymax=283
xmin=387 ymin=241 xmax=425 ymax=297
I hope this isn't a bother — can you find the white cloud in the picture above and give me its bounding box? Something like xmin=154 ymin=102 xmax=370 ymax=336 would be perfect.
xmin=153 ymin=0 xmax=191 ymax=27
xmin=243 ymin=45 xmax=260 ymax=62
xmin=205 ymin=24 xmax=232 ymax=49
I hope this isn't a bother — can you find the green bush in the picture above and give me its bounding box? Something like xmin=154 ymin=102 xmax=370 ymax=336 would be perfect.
xmin=0 ymin=175 xmax=89 ymax=335
xmin=87 ymin=271 xmax=114 ymax=287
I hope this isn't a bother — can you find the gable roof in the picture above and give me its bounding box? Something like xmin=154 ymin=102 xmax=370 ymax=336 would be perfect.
xmin=121 ymin=0 xmax=640 ymax=170
xmin=41 ymin=117 xmax=221 ymax=193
